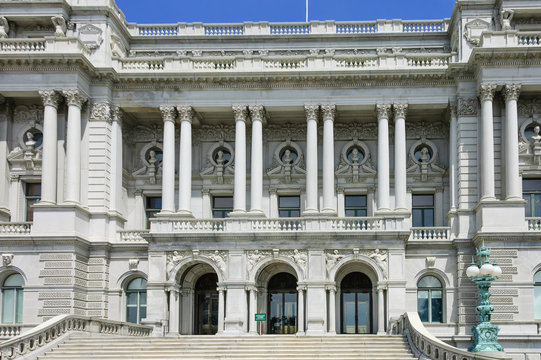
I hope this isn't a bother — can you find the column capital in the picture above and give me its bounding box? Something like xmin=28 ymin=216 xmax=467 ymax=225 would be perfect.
xmin=90 ymin=102 xmax=112 ymax=122
xmin=393 ymin=103 xmax=408 ymax=119
xmin=248 ymin=105 xmax=265 ymax=122
xmin=111 ymin=106 xmax=123 ymax=125
xmin=321 ymin=104 xmax=336 ymax=121
xmin=376 ymin=103 xmax=391 ymax=119
xmin=304 ymin=104 xmax=319 ymax=122
xmin=503 ymin=83 xmax=521 ymax=102
xmin=160 ymin=105 xmax=177 ymax=123
xmin=478 ymin=83 xmax=497 ymax=102
xmin=62 ymin=89 xmax=87 ymax=108
xmin=232 ymin=104 xmax=248 ymax=122
xmin=177 ymin=105 xmax=194 ymax=123
xmin=39 ymin=89 xmax=61 ymax=109
xmin=325 ymin=285 xmax=337 ymax=292
xmin=449 ymin=101 xmax=457 ymax=117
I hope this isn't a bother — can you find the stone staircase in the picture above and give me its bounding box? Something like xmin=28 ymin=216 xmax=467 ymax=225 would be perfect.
xmin=38 ymin=334 xmax=416 ymax=360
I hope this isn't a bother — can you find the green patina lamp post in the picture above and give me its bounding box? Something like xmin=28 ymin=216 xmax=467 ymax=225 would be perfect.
xmin=466 ymin=243 xmax=503 ymax=352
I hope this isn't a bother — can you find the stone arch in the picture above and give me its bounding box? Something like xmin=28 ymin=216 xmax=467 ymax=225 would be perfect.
xmin=0 ymin=267 xmax=27 ymax=285
xmin=115 ymin=270 xmax=148 ymax=291
xmin=329 ymin=255 xmax=384 ymax=284
xmin=413 ymin=268 xmax=450 ymax=288
xmin=168 ymin=256 xmax=225 ymax=287
xmin=250 ymin=257 xmax=303 ymax=284
xmin=532 ymin=263 xmax=541 ymax=280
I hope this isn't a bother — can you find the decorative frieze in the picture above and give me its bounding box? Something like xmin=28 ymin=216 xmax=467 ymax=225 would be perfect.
xmin=457 ymin=97 xmax=478 ymax=116
xmin=90 ymin=102 xmax=112 ymax=122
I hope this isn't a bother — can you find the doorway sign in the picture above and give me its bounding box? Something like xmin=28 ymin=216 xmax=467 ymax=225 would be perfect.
xmin=255 ymin=313 xmax=266 ymax=335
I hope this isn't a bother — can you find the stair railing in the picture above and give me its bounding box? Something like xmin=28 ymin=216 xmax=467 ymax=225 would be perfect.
xmin=0 ymin=315 xmax=152 ymax=360
xmin=390 ymin=312 xmax=510 ymax=360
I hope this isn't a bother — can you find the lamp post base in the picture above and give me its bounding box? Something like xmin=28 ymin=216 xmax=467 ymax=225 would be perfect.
xmin=468 ymin=322 xmax=503 ymax=352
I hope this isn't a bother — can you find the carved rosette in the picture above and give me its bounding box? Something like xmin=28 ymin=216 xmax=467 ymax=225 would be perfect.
xmin=232 ymin=105 xmax=248 ymax=122
xmin=479 ymin=83 xmax=497 ymax=102
xmin=90 ymin=102 xmax=111 ymax=122
xmin=393 ymin=103 xmax=408 ymax=119
xmin=503 ymin=83 xmax=521 ymax=103
xmin=177 ymin=105 xmax=194 ymax=123
xmin=38 ymin=89 xmax=61 ymax=109
xmin=304 ymin=104 xmax=319 ymax=122
xmin=160 ymin=105 xmax=177 ymax=123
xmin=457 ymin=97 xmax=478 ymax=116
xmin=249 ymin=105 xmax=265 ymax=122
xmin=321 ymin=104 xmax=336 ymax=121
xmin=62 ymin=89 xmax=87 ymax=108
xmin=376 ymin=103 xmax=391 ymax=119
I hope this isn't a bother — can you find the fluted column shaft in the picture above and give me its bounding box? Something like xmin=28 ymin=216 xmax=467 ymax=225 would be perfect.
xmin=377 ymin=287 xmax=385 ymax=335
xmin=178 ymin=106 xmax=194 ymax=216
xmin=110 ymin=107 xmax=123 ymax=213
xmin=322 ymin=104 xmax=336 ymax=214
xmin=504 ymin=84 xmax=522 ymax=200
xmin=304 ymin=105 xmax=319 ymax=215
xmin=160 ymin=106 xmax=176 ymax=213
xmin=393 ymin=103 xmax=408 ymax=211
xmin=479 ymin=84 xmax=497 ymax=201
xmin=62 ymin=89 xmax=86 ymax=204
xmin=249 ymin=106 xmax=265 ymax=215
xmin=377 ymin=104 xmax=391 ymax=211
xmin=232 ymin=105 xmax=248 ymax=214
xmin=328 ymin=287 xmax=336 ymax=333
xmin=39 ymin=90 xmax=61 ymax=204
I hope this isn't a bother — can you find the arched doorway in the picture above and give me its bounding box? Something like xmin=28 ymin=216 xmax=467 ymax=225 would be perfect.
xmin=268 ymin=272 xmax=297 ymax=334
xmin=194 ymin=273 xmax=219 ymax=335
xmin=340 ymin=272 xmax=372 ymax=334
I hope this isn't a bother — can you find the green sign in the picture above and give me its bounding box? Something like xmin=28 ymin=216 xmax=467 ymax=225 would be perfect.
xmin=255 ymin=313 xmax=266 ymax=321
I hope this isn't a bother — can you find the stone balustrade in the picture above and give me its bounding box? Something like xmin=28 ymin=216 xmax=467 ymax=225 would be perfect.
xmin=390 ymin=312 xmax=510 ymax=360
xmin=127 ymin=19 xmax=449 ymax=37
xmin=0 ymin=325 xmax=22 ymax=339
xmin=527 ymin=217 xmax=541 ymax=231
xmin=0 ymin=315 xmax=152 ymax=359
xmin=409 ymin=227 xmax=450 ymax=241
xmin=481 ymin=31 xmax=541 ymax=48
xmin=0 ymin=39 xmax=46 ymax=52
xmin=150 ymin=216 xmax=395 ymax=233
xmin=0 ymin=223 xmax=32 ymax=235
xmin=0 ymin=37 xmax=90 ymax=56
xmin=119 ymin=230 xmax=149 ymax=242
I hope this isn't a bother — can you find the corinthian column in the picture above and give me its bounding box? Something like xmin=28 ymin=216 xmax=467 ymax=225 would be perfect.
xmin=304 ymin=105 xmax=320 ymax=216
xmin=110 ymin=106 xmax=123 ymax=213
xmin=177 ymin=106 xmax=194 ymax=216
xmin=62 ymin=89 xmax=87 ymax=204
xmin=39 ymin=89 xmax=61 ymax=204
xmin=321 ymin=104 xmax=336 ymax=215
xmin=393 ymin=103 xmax=408 ymax=211
xmin=249 ymin=105 xmax=265 ymax=216
xmin=479 ymin=83 xmax=497 ymax=201
xmin=376 ymin=104 xmax=391 ymax=212
xmin=231 ymin=105 xmax=248 ymax=215
xmin=503 ymin=83 xmax=522 ymax=200
xmin=159 ymin=106 xmax=176 ymax=214
xmin=449 ymin=103 xmax=458 ymax=210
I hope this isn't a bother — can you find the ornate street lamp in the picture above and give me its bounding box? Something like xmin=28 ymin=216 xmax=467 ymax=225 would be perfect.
xmin=466 ymin=243 xmax=503 ymax=352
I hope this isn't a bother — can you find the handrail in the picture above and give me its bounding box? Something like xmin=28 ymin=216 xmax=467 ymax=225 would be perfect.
xmin=0 ymin=315 xmax=152 ymax=359
xmin=391 ymin=312 xmax=510 ymax=360
xmin=0 ymin=223 xmax=32 ymax=235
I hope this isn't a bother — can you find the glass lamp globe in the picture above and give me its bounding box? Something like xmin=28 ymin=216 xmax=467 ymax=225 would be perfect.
xmin=492 ymin=264 xmax=502 ymax=277
xmin=466 ymin=265 xmax=480 ymax=278
xmin=480 ymin=263 xmax=494 ymax=276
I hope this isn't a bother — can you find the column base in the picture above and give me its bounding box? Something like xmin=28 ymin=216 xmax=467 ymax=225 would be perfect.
xmin=0 ymin=207 xmax=10 ymax=222
xmin=296 ymin=331 xmax=306 ymax=336
xmin=156 ymin=210 xmax=175 ymax=216
xmin=302 ymin=209 xmax=319 ymax=217
xmin=245 ymin=209 xmax=266 ymax=218
xmin=176 ymin=210 xmax=194 ymax=218
xmin=228 ymin=210 xmax=247 ymax=217
xmin=475 ymin=199 xmax=526 ymax=232
xmin=320 ymin=208 xmax=337 ymax=216
xmin=377 ymin=331 xmax=386 ymax=336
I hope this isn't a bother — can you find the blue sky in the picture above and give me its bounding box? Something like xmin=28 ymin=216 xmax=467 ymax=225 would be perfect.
xmin=115 ymin=0 xmax=456 ymax=24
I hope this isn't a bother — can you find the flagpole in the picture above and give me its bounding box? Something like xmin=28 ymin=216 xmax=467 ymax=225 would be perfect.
xmin=306 ymin=0 xmax=308 ymax=22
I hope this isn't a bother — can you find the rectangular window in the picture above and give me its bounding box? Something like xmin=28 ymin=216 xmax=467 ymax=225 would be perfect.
xmin=145 ymin=196 xmax=162 ymax=229
xmin=212 ymin=196 xmax=233 ymax=218
xmin=345 ymin=195 xmax=367 ymax=217
xmin=412 ymin=194 xmax=434 ymax=227
xmin=24 ymin=183 xmax=41 ymax=222
xmin=278 ymin=196 xmax=300 ymax=218
xmin=523 ymin=179 xmax=541 ymax=217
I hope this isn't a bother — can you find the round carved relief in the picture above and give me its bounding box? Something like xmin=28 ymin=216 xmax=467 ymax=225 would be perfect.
xmin=520 ymin=119 xmax=541 ymax=143
xmin=206 ymin=142 xmax=235 ymax=167
xmin=409 ymin=139 xmax=438 ymax=165
xmin=140 ymin=141 xmax=163 ymax=168
xmin=340 ymin=140 xmax=370 ymax=166
xmin=273 ymin=141 xmax=303 ymax=166
xmin=17 ymin=126 xmax=43 ymax=150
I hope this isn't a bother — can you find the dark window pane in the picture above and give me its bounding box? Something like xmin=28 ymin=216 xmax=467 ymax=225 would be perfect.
xmin=279 ymin=210 xmax=289 ymax=218
xmin=345 ymin=209 xmax=355 ymax=217
xmin=412 ymin=209 xmax=423 ymax=227
xmin=524 ymin=194 xmax=532 ymax=217
xmin=535 ymin=194 xmax=541 ymax=217
xmin=523 ymin=179 xmax=541 ymax=192
xmin=413 ymin=194 xmax=434 ymax=207
xmin=423 ymin=209 xmax=434 ymax=227
xmin=417 ymin=291 xmax=429 ymax=322
xmin=126 ymin=306 xmax=137 ymax=324
xmin=213 ymin=197 xmax=233 ymax=209
xmin=345 ymin=195 xmax=366 ymax=207
xmin=146 ymin=197 xmax=162 ymax=209
xmin=290 ymin=210 xmax=300 ymax=217
xmin=279 ymin=196 xmax=300 ymax=208
xmin=25 ymin=183 xmax=41 ymax=196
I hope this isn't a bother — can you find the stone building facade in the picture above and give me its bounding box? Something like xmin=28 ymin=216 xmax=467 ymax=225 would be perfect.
xmin=0 ymin=0 xmax=541 ymax=358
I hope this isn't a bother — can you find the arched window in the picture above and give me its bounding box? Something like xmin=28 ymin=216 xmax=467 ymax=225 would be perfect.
xmin=417 ymin=275 xmax=443 ymax=323
xmin=2 ymin=274 xmax=24 ymax=324
xmin=126 ymin=278 xmax=147 ymax=324
xmin=535 ymin=270 xmax=541 ymax=320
